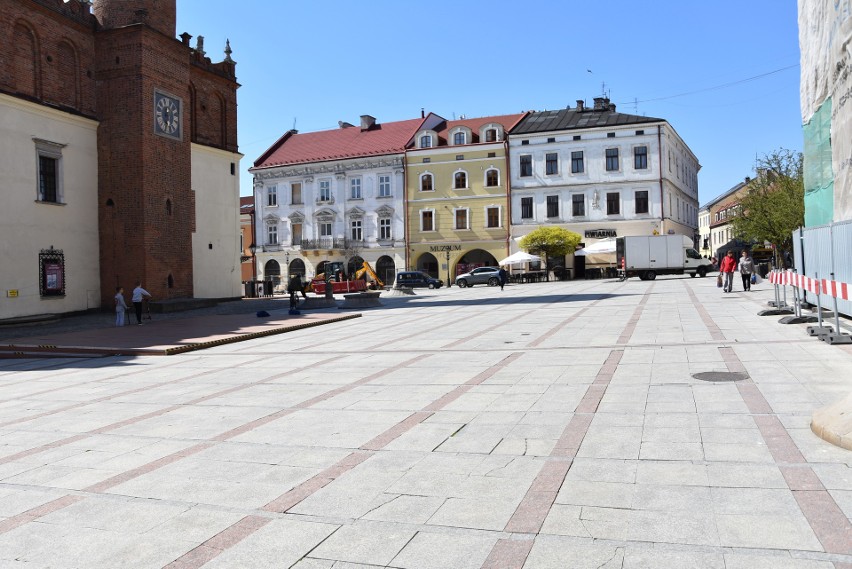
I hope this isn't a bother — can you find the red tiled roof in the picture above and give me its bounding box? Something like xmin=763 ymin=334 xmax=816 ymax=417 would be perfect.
xmin=239 ymin=196 xmax=253 ymax=207
xmin=252 ymin=117 xmax=426 ymax=169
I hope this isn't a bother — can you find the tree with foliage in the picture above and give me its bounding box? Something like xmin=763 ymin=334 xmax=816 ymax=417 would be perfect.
xmin=731 ymin=149 xmax=804 ymax=268
xmin=518 ymin=226 xmax=582 ymax=278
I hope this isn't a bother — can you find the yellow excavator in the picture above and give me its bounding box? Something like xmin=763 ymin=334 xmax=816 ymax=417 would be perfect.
xmin=354 ymin=261 xmax=384 ymax=289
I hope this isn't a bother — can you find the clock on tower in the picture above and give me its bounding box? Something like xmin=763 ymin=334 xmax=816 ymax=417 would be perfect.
xmin=154 ymin=89 xmax=182 ymax=140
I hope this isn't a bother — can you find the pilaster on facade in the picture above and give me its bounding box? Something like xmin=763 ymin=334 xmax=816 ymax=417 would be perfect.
xmin=404 ymin=113 xmax=525 ymax=280
xmin=250 ymin=116 xmax=425 ymax=287
xmin=507 ymin=98 xmax=700 ymax=275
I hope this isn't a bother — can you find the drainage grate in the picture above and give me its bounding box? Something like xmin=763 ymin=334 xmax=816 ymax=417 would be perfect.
xmin=692 ymin=371 xmax=749 ymax=382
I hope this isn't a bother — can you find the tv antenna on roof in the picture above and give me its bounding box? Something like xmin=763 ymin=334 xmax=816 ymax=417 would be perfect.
xmin=292 ymin=117 xmax=297 ymax=131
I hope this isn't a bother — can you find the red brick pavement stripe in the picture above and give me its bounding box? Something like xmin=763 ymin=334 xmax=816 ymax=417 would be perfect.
xmin=264 ymin=353 xmax=524 ymax=513
xmin=0 ymin=356 xmax=268 ymax=429
xmin=684 ymin=284 xmax=726 ymax=341
xmin=85 ymin=354 xmax=429 ymax=494
xmin=0 ymin=355 xmax=427 ymax=538
xmin=480 ymin=538 xmax=534 ymax=569
xmin=0 ymin=495 xmax=84 ymax=535
xmin=84 ymin=442 xmax=214 ymax=493
xmin=504 ymin=349 xmax=625 ymax=535
xmin=449 ymin=283 xmax=607 ymax=350
xmin=616 ymin=287 xmax=652 ymax=345
xmin=0 ymin=434 xmax=89 ymax=466
xmin=165 ymin=353 xmax=524 ymax=568
xmin=686 ymin=288 xmax=852 ymax=556
xmin=163 ymin=515 xmax=272 ymax=569
xmin=0 ymin=355 xmax=336 ymax=465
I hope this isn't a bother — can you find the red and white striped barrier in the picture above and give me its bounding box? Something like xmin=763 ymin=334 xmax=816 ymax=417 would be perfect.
xmin=822 ymin=279 xmax=851 ymax=300
xmin=769 ymin=270 xmax=850 ymax=298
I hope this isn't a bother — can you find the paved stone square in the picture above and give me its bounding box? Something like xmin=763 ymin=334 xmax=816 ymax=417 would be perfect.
xmin=1 ymin=276 xmax=851 ymax=568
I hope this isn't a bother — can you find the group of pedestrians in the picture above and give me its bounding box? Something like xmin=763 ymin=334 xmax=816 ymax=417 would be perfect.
xmin=114 ymin=281 xmax=152 ymax=326
xmin=718 ymin=250 xmax=756 ymax=293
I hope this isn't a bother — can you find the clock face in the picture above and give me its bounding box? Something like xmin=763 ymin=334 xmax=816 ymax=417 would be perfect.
xmin=154 ymin=91 xmax=181 ymax=139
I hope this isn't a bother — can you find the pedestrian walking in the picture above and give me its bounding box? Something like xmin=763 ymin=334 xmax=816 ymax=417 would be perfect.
xmin=131 ymin=281 xmax=152 ymax=325
xmin=498 ymin=267 xmax=508 ymax=291
xmin=114 ymin=286 xmax=128 ymax=327
xmin=738 ymin=250 xmax=756 ymax=292
xmin=719 ymin=250 xmax=737 ymax=293
xmin=287 ymin=273 xmax=307 ymax=310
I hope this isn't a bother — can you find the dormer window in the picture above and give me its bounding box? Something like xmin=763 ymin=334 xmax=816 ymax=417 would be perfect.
xmin=485 ymin=128 xmax=498 ymax=142
xmin=420 ymin=135 xmax=433 ymax=148
xmin=453 ymin=132 xmax=466 ymax=145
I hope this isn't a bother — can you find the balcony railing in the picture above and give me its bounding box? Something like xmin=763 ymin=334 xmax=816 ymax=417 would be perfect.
xmin=300 ymin=237 xmax=346 ymax=250
xmin=315 ymin=195 xmax=335 ymax=205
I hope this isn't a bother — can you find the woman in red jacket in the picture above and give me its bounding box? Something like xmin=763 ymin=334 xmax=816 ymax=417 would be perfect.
xmin=719 ymin=250 xmax=738 ymax=293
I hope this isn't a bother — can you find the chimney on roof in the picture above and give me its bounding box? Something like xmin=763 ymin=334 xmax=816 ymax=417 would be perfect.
xmin=421 ymin=108 xmax=425 ymax=118
xmin=593 ymin=97 xmax=608 ymax=111
xmin=338 ymin=121 xmax=355 ymax=129
xmin=576 ymin=100 xmax=585 ymax=111
xmin=360 ymin=115 xmax=377 ymax=131
xmin=608 ymin=102 xmax=616 ymax=112
xmin=745 ymin=176 xmax=751 ymax=183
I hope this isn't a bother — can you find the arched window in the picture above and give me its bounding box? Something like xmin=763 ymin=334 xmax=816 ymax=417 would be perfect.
xmin=485 ymin=128 xmax=498 ymax=142
xmin=420 ymin=134 xmax=432 ymax=148
xmin=485 ymin=169 xmax=499 ymax=187
xmin=454 ymin=171 xmax=467 ymax=189
xmin=453 ymin=132 xmax=466 ymax=145
xmin=420 ymin=173 xmax=433 ymax=192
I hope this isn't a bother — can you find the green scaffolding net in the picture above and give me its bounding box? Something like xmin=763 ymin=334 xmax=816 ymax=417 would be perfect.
xmin=803 ymin=97 xmax=834 ymax=227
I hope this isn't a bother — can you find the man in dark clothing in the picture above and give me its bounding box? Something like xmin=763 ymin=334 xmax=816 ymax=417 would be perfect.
xmin=498 ymin=267 xmax=508 ymax=291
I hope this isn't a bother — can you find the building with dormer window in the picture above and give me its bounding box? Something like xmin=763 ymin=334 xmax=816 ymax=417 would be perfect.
xmin=405 ymin=113 xmax=526 ymax=282
xmin=250 ymin=114 xmax=442 ymax=286
xmin=508 ymin=97 xmax=699 ymax=278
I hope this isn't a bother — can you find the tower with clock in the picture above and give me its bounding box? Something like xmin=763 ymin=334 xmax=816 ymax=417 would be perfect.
xmin=93 ymin=0 xmax=239 ymax=305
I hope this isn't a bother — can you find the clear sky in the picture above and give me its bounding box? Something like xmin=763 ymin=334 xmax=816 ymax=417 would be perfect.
xmin=176 ymin=0 xmax=802 ymax=207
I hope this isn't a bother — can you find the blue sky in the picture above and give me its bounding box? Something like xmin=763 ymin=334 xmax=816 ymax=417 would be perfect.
xmin=176 ymin=0 xmax=802 ymax=207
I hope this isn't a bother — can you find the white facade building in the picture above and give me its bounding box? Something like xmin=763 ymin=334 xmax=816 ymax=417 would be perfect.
xmin=250 ymin=116 xmax=430 ymax=286
xmin=508 ymin=97 xmax=700 ymax=276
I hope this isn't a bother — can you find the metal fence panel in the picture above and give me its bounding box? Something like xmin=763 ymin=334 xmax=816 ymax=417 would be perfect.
xmin=797 ymin=220 xmax=852 ymax=316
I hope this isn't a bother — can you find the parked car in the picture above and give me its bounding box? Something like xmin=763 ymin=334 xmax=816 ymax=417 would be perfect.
xmin=395 ymin=271 xmax=443 ymax=289
xmin=455 ymin=266 xmax=501 ymax=287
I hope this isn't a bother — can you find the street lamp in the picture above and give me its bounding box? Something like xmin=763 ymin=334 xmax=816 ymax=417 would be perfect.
xmin=284 ymin=251 xmax=290 ymax=285
xmin=249 ymin=243 xmax=257 ymax=280
xmin=446 ymin=250 xmax=451 ymax=288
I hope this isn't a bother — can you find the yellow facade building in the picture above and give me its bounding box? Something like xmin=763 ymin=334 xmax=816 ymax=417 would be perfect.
xmin=405 ymin=114 xmax=526 ymax=284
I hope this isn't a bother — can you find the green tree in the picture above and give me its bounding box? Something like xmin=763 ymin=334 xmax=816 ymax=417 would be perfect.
xmin=731 ymin=149 xmax=804 ymax=268
xmin=518 ymin=226 xmax=582 ymax=277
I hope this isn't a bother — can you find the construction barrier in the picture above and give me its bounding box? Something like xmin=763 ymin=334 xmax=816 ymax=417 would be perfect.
xmin=766 ymin=269 xmax=852 ymax=344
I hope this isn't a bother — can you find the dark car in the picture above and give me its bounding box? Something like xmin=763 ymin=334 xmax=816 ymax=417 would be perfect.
xmin=455 ymin=266 xmax=501 ymax=287
xmin=395 ymin=271 xmax=443 ymax=289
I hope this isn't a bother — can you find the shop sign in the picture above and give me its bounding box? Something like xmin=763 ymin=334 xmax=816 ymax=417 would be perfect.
xmin=584 ymin=229 xmax=616 ymax=239
xmin=429 ymin=245 xmax=462 ymax=252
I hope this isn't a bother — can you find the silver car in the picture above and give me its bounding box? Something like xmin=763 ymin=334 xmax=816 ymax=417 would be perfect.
xmin=455 ymin=266 xmax=501 ymax=288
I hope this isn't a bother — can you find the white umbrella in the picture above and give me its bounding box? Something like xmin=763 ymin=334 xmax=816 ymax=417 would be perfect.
xmin=575 ymin=237 xmax=617 ymax=256
xmin=499 ymin=251 xmax=542 ymax=265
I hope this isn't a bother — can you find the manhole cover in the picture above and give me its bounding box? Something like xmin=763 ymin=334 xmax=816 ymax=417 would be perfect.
xmin=692 ymin=371 xmax=748 ymax=382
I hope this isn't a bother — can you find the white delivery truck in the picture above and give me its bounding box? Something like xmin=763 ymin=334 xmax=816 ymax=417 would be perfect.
xmin=616 ymin=234 xmax=713 ymax=281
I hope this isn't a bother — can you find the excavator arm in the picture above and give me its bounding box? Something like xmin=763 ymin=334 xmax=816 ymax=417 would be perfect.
xmin=354 ymin=261 xmax=384 ymax=288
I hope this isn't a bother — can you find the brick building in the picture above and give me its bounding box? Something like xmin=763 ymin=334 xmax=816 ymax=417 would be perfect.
xmin=0 ymin=0 xmax=242 ymax=320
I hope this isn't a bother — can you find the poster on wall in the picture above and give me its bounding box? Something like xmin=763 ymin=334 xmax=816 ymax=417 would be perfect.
xmin=43 ymin=262 xmax=63 ymax=292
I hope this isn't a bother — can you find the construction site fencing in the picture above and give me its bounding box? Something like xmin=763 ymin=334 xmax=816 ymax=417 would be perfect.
xmin=793 ymin=220 xmax=852 ymax=318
